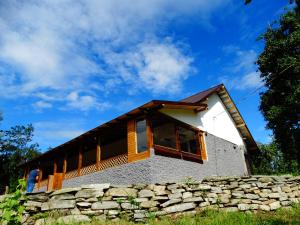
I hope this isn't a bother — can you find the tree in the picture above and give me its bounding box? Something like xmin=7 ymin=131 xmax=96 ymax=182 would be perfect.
xmin=0 ymin=116 xmax=40 ymax=192
xmin=245 ymin=0 xmax=299 ymax=6
xmin=256 ymin=2 xmax=300 ymax=172
xmin=250 ymin=141 xmax=298 ymax=175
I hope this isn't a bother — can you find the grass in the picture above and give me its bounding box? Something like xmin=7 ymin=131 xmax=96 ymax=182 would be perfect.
xmin=42 ymin=204 xmax=300 ymax=225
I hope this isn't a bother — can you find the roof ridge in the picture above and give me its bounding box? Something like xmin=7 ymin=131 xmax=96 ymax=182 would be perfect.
xmin=180 ymin=83 xmax=224 ymax=103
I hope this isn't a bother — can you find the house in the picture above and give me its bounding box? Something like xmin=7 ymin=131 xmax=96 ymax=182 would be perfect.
xmin=21 ymin=84 xmax=257 ymax=191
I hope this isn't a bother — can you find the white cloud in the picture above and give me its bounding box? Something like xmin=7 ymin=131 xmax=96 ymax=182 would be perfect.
xmin=33 ymin=101 xmax=52 ymax=110
xmin=65 ymin=91 xmax=111 ymax=111
xmin=104 ymin=41 xmax=193 ymax=95
xmin=0 ymin=0 xmax=229 ymax=110
xmin=236 ymin=71 xmax=263 ymax=90
xmin=34 ymin=120 xmax=87 ymax=149
xmin=220 ymin=46 xmax=263 ymax=90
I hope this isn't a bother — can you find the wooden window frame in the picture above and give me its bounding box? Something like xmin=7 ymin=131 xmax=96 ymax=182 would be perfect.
xmin=152 ymin=115 xmax=206 ymax=163
xmin=128 ymin=117 xmax=152 ymax=163
xmin=135 ymin=118 xmax=148 ymax=154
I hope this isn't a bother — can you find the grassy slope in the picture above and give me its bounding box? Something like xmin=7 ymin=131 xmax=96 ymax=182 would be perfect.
xmin=52 ymin=204 xmax=300 ymax=225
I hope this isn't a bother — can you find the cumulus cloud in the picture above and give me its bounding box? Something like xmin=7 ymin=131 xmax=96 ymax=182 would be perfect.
xmin=104 ymin=41 xmax=193 ymax=95
xmin=0 ymin=0 xmax=229 ymax=110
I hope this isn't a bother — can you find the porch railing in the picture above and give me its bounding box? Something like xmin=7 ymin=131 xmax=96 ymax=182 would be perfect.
xmin=38 ymin=154 xmax=128 ymax=188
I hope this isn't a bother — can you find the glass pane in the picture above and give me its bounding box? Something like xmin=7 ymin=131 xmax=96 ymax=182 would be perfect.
xmin=153 ymin=122 xmax=176 ymax=149
xmin=136 ymin=119 xmax=147 ymax=153
xmin=178 ymin=127 xmax=198 ymax=154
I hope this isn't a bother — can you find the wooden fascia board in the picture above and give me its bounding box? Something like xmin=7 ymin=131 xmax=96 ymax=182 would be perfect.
xmin=217 ymin=87 xmax=258 ymax=151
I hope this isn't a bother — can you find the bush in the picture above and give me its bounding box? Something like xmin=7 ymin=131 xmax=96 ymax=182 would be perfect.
xmin=0 ymin=179 xmax=26 ymax=225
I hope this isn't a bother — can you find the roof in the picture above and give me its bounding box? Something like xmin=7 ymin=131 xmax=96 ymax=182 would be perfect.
xmin=181 ymin=84 xmax=224 ymax=103
xmin=182 ymin=84 xmax=258 ymax=151
xmin=21 ymin=84 xmax=258 ymax=167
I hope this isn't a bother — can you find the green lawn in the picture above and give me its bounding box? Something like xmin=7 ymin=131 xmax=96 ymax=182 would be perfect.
xmin=49 ymin=204 xmax=300 ymax=225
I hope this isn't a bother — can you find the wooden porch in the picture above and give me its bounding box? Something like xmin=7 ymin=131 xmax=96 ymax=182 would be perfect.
xmin=22 ymin=101 xmax=208 ymax=191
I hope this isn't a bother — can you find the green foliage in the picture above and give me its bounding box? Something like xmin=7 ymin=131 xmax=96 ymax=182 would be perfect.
xmin=245 ymin=0 xmax=299 ymax=5
xmin=43 ymin=204 xmax=300 ymax=224
xmin=250 ymin=141 xmax=299 ymax=175
xmin=116 ymin=198 xmax=125 ymax=204
xmin=147 ymin=211 xmax=156 ymax=221
xmin=0 ymin=179 xmax=26 ymax=225
xmin=0 ymin=116 xmax=40 ymax=192
xmin=127 ymin=195 xmax=140 ymax=209
xmin=256 ymin=2 xmax=300 ymax=172
xmin=183 ymin=176 xmax=197 ymax=188
xmin=31 ymin=212 xmax=49 ymax=220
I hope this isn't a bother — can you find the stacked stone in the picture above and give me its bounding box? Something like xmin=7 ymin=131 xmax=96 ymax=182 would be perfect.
xmin=14 ymin=175 xmax=300 ymax=224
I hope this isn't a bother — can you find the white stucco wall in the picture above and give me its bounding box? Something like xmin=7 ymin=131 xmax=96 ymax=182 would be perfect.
xmin=160 ymin=93 xmax=245 ymax=146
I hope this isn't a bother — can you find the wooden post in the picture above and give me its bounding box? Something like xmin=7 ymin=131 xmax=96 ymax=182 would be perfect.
xmin=38 ymin=167 xmax=42 ymax=191
xmin=96 ymin=138 xmax=101 ymax=170
xmin=127 ymin=120 xmax=137 ymax=163
xmin=175 ymin=127 xmax=181 ymax=152
xmin=198 ymin=131 xmax=207 ymax=160
xmin=53 ymin=159 xmax=57 ymax=174
xmin=146 ymin=119 xmax=153 ymax=150
xmin=63 ymin=153 xmax=67 ymax=178
xmin=78 ymin=146 xmax=83 ymax=176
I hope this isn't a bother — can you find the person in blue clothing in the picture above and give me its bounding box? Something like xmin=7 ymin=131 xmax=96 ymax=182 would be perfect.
xmin=26 ymin=169 xmax=40 ymax=193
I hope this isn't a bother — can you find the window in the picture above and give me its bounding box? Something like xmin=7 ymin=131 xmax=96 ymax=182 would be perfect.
xmin=153 ymin=122 xmax=176 ymax=149
xmin=152 ymin=112 xmax=205 ymax=163
xmin=136 ymin=119 xmax=147 ymax=153
xmin=178 ymin=126 xmax=198 ymax=154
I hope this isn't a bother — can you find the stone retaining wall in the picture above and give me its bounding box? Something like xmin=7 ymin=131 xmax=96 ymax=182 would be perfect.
xmin=18 ymin=175 xmax=300 ymax=224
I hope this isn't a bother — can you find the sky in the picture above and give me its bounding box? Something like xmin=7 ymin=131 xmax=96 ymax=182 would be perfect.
xmin=0 ymin=0 xmax=289 ymax=151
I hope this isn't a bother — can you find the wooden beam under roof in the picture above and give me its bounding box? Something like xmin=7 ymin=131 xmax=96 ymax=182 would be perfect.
xmin=236 ymin=123 xmax=246 ymax=128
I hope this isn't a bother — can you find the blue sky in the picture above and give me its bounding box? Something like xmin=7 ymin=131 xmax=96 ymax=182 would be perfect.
xmin=0 ymin=0 xmax=288 ymax=151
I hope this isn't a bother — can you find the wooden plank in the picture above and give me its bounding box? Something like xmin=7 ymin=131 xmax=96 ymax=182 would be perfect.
xmin=53 ymin=159 xmax=57 ymax=174
xmin=63 ymin=154 xmax=67 ymax=179
xmin=127 ymin=119 xmax=150 ymax=163
xmin=37 ymin=168 xmax=42 ymax=191
xmin=127 ymin=119 xmax=136 ymax=163
xmin=199 ymin=132 xmax=207 ymax=160
xmin=219 ymin=93 xmax=228 ymax=98
xmin=236 ymin=123 xmax=246 ymax=128
xmin=175 ymin=127 xmax=181 ymax=152
xmin=78 ymin=146 xmax=83 ymax=176
xmin=47 ymin=175 xmax=54 ymax=191
xmin=146 ymin=119 xmax=153 ymax=149
xmin=194 ymin=106 xmax=208 ymax=113
xmin=96 ymin=138 xmax=101 ymax=170
xmin=53 ymin=173 xmax=63 ymax=190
